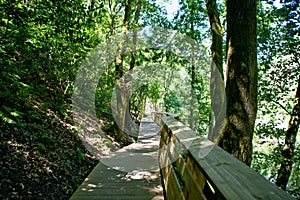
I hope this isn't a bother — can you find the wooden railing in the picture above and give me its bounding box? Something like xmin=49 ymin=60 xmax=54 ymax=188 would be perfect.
xmin=152 ymin=112 xmax=294 ymax=200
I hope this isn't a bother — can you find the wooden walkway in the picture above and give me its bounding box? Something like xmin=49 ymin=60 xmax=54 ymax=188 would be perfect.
xmin=70 ymin=116 xmax=164 ymax=200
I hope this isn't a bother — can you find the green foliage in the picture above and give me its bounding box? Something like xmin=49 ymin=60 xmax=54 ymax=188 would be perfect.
xmin=170 ymin=0 xmax=211 ymax=133
xmin=0 ymin=0 xmax=103 ymax=198
xmin=148 ymin=83 xmax=163 ymax=105
xmin=164 ymin=91 xmax=181 ymax=112
xmin=253 ymin=0 xmax=300 ymax=196
xmin=252 ymin=123 xmax=285 ymax=178
xmin=173 ymin=0 xmax=209 ymax=40
xmin=0 ymin=110 xmax=16 ymax=125
xmin=141 ymin=0 xmax=172 ymax=28
xmin=76 ymin=148 xmax=85 ymax=164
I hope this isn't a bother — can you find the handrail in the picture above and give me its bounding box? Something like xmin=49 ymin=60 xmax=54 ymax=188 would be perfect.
xmin=152 ymin=112 xmax=294 ymax=200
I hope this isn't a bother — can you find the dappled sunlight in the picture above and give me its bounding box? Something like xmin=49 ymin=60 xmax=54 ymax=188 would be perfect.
xmin=71 ymin=116 xmax=164 ymax=199
xmin=71 ymin=109 xmax=118 ymax=159
xmin=72 ymin=162 xmax=163 ymax=199
xmin=101 ymin=147 xmax=160 ymax=172
xmin=101 ymin=116 xmax=161 ymax=173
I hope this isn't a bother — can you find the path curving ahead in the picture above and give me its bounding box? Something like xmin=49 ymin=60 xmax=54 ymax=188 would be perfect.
xmin=70 ymin=116 xmax=164 ymax=200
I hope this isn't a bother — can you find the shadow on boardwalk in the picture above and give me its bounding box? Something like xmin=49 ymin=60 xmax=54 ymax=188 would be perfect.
xmin=70 ymin=116 xmax=164 ymax=200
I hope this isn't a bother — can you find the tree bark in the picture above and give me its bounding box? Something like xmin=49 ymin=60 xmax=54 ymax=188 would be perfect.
xmin=276 ymin=75 xmax=300 ymax=190
xmin=129 ymin=0 xmax=142 ymax=70
xmin=189 ymin=0 xmax=196 ymax=130
xmin=205 ymin=0 xmax=223 ymax=76
xmin=205 ymin=0 xmax=226 ymax=142
xmin=124 ymin=0 xmax=143 ymax=136
xmin=114 ymin=0 xmax=133 ymax=140
xmin=217 ymin=0 xmax=258 ymax=166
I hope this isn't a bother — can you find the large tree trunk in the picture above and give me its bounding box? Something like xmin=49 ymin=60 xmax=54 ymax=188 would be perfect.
xmin=216 ymin=0 xmax=258 ymax=166
xmin=276 ymin=75 xmax=300 ymax=190
xmin=114 ymin=0 xmax=133 ymax=140
xmin=124 ymin=0 xmax=143 ymax=137
xmin=205 ymin=0 xmax=226 ymax=141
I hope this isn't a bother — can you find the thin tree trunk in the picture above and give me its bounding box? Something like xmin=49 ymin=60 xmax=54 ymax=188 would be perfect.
xmin=276 ymin=75 xmax=300 ymax=190
xmin=190 ymin=47 xmax=196 ymax=129
xmin=205 ymin=0 xmax=226 ymax=142
xmin=205 ymin=0 xmax=223 ymax=77
xmin=138 ymin=97 xmax=146 ymax=121
xmin=189 ymin=1 xmax=196 ymax=130
xmin=217 ymin=0 xmax=258 ymax=166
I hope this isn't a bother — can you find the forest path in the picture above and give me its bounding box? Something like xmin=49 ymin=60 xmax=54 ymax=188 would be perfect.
xmin=70 ymin=115 xmax=164 ymax=200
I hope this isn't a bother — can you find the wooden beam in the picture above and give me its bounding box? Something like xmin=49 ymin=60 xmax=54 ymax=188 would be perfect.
xmin=152 ymin=112 xmax=294 ymax=200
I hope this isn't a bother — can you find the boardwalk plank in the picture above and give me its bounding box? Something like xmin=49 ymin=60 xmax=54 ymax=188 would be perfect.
xmin=70 ymin=116 xmax=164 ymax=200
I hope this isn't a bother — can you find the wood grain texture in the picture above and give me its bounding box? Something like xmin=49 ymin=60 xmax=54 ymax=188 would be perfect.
xmin=153 ymin=112 xmax=294 ymax=200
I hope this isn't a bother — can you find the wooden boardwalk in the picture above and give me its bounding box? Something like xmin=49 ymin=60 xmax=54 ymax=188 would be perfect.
xmin=70 ymin=116 xmax=164 ymax=200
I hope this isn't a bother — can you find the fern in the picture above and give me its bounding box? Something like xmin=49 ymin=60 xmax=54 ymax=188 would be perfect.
xmin=0 ymin=110 xmax=16 ymax=124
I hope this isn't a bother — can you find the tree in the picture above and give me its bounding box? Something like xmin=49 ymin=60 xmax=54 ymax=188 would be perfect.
xmin=172 ymin=0 xmax=211 ymax=132
xmin=251 ymin=0 xmax=299 ymax=193
xmin=113 ymin=0 xmax=133 ymax=140
xmin=276 ymin=75 xmax=300 ymax=190
xmin=216 ymin=0 xmax=258 ymax=166
xmin=205 ymin=0 xmax=226 ymax=141
xmin=274 ymin=0 xmax=300 ymax=190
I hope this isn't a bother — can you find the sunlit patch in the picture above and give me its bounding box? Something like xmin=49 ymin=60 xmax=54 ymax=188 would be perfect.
xmin=87 ymin=184 xmax=97 ymax=188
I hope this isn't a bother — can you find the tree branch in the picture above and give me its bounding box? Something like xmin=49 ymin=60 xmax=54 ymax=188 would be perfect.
xmin=270 ymin=99 xmax=292 ymax=115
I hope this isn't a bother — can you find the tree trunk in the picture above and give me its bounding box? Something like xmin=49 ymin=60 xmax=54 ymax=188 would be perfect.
xmin=138 ymin=97 xmax=146 ymax=121
xmin=276 ymin=75 xmax=300 ymax=190
xmin=205 ymin=0 xmax=226 ymax=142
xmin=217 ymin=0 xmax=258 ymax=166
xmin=114 ymin=0 xmax=133 ymax=140
xmin=129 ymin=0 xmax=142 ymax=70
xmin=189 ymin=1 xmax=196 ymax=130
xmin=189 ymin=47 xmax=196 ymax=130
xmin=123 ymin=0 xmax=143 ymax=136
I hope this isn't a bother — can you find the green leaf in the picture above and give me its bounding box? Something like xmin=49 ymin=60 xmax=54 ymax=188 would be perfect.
xmin=10 ymin=110 xmax=23 ymax=117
